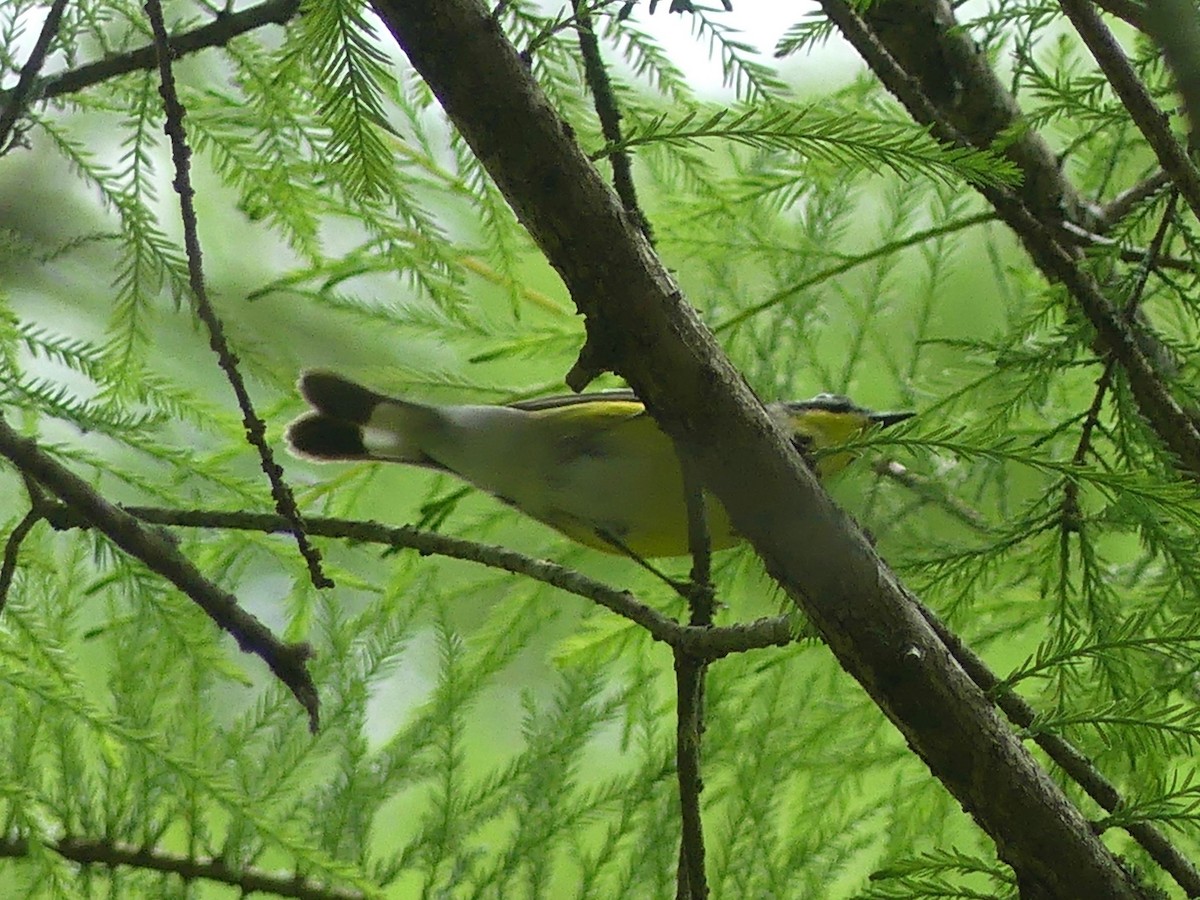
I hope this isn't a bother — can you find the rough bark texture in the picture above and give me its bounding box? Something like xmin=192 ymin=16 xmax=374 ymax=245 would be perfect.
xmin=368 ymin=2 xmax=1151 ymax=896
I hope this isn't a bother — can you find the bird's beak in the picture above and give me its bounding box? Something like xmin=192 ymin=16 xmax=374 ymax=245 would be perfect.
xmin=869 ymin=411 xmax=915 ymax=429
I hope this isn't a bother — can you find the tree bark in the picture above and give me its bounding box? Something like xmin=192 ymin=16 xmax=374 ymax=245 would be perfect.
xmin=368 ymin=2 xmax=1151 ymax=896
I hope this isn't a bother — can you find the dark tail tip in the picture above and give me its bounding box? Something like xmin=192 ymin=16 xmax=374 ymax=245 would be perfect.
xmin=298 ymin=371 xmax=385 ymax=425
xmin=871 ymin=411 xmax=915 ymax=429
xmin=287 ymin=414 xmax=368 ymax=460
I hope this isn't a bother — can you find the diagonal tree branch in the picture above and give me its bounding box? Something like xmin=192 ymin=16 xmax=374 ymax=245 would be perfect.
xmin=822 ymin=0 xmax=1200 ymax=481
xmin=0 ymin=416 xmax=318 ymax=729
xmin=0 ymin=0 xmax=69 ymax=152
xmin=0 ymin=0 xmax=301 ymax=105
xmin=365 ymin=1 xmax=1153 ymax=895
xmin=1058 ymin=0 xmax=1200 ymax=222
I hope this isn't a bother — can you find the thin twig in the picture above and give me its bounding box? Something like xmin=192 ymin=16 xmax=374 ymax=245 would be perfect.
xmin=143 ymin=0 xmax=331 ymax=591
xmin=1057 ymin=220 xmax=1196 ymax=274
xmin=0 ymin=0 xmax=70 ymax=153
xmin=872 ymin=460 xmax=991 ymax=533
xmin=679 ymin=452 xmax=714 ymax=622
xmin=674 ymin=449 xmax=713 ymax=899
xmin=38 ymin=502 xmax=797 ymax=659
xmin=0 ymin=508 xmax=42 ymax=616
xmin=674 ymin=648 xmax=708 ymax=900
xmin=573 ymin=0 xmax=654 ymax=242
xmin=714 ymin=211 xmax=998 ymax=333
xmin=0 ymin=416 xmax=318 ymax=729
xmin=594 ymin=527 xmax=698 ymax=597
xmin=2 ymin=0 xmax=301 ymax=104
xmin=0 ymin=835 xmax=364 ymax=900
xmin=1063 ymin=191 xmax=1180 ymax=528
xmin=1092 ymin=170 xmax=1171 ymax=232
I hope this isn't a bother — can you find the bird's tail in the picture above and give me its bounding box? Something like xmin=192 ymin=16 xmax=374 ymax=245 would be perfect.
xmin=286 ymin=371 xmax=440 ymax=466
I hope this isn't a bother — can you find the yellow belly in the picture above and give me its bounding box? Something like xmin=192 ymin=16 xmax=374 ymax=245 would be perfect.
xmin=520 ymin=404 xmax=739 ymax=557
xmin=536 ymin=486 xmax=739 ymax=557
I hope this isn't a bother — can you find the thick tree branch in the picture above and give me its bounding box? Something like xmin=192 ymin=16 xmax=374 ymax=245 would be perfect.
xmin=366 ymin=2 xmax=1151 ymax=896
xmin=858 ymin=0 xmax=1091 ymax=228
xmin=821 ymin=0 xmax=1200 ymax=481
xmin=915 ymin=602 xmax=1200 ymax=897
xmin=0 ymin=417 xmax=318 ymax=729
xmin=1058 ymin=0 xmax=1200 ymax=222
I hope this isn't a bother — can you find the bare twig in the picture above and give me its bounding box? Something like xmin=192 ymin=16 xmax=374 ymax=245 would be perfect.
xmin=715 ymin=211 xmax=998 ymax=333
xmin=38 ymin=502 xmax=796 ymax=659
xmin=573 ymin=0 xmax=653 ymax=242
xmin=674 ymin=450 xmax=714 ymax=899
xmin=872 ymin=460 xmax=991 ymax=533
xmin=143 ymin=0 xmax=330 ymax=591
xmin=673 ymin=649 xmax=707 ymax=900
xmin=1057 ymin=220 xmax=1196 ymax=274
xmin=0 ymin=0 xmax=70 ymax=153
xmin=1064 ymin=192 xmax=1180 ymax=529
xmin=1093 ymin=170 xmax=1171 ymax=232
xmin=3 ymin=0 xmax=301 ymax=104
xmin=0 ymin=835 xmax=364 ymax=900
xmin=0 ymin=508 xmax=42 ymax=616
xmin=0 ymin=416 xmax=318 ymax=729
xmin=679 ymin=453 xmax=714 ymax=621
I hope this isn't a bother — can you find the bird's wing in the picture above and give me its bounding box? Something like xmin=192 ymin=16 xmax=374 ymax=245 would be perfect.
xmin=506 ymin=389 xmax=641 ymax=413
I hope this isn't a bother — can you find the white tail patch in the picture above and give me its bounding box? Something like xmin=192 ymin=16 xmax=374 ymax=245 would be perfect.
xmin=361 ymin=401 xmax=438 ymax=463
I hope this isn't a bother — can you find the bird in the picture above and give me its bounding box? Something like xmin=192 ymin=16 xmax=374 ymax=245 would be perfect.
xmin=286 ymin=371 xmax=913 ymax=558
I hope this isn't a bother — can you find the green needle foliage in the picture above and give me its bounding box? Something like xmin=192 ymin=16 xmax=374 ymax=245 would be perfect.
xmin=1 ymin=0 xmax=1200 ymax=898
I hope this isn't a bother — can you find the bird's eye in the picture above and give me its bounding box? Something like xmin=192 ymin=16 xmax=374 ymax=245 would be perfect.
xmin=791 ymin=432 xmax=815 ymax=465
